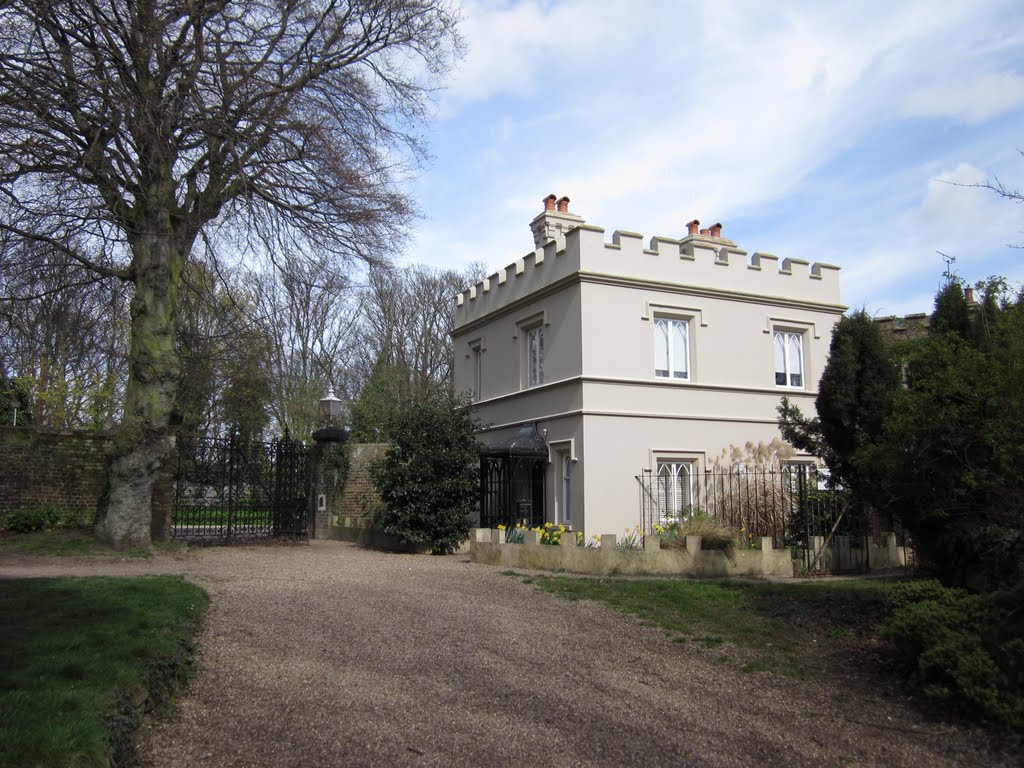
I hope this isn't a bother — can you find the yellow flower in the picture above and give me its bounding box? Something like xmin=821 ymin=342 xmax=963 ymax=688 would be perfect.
xmin=545 ymin=522 xmax=553 ymax=529
xmin=558 ymin=524 xmax=565 ymax=532
xmin=497 ymin=524 xmax=506 ymax=530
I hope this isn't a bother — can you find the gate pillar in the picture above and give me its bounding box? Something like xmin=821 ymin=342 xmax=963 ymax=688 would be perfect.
xmin=310 ymin=426 xmax=350 ymax=538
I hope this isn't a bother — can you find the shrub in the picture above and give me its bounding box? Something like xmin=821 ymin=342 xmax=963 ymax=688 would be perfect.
xmin=655 ymin=512 xmax=737 ymax=559
xmin=880 ymin=580 xmax=1024 ymax=729
xmin=369 ymin=392 xmax=479 ymax=555
xmin=2 ymin=505 xmax=60 ymax=533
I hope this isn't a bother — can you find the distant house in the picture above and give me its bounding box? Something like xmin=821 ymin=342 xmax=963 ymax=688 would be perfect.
xmin=452 ymin=195 xmax=845 ymax=537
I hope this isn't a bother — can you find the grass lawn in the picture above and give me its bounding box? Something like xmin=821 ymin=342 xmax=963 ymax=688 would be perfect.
xmin=0 ymin=576 xmax=207 ymax=767
xmin=0 ymin=529 xmax=187 ymax=558
xmin=509 ymin=573 xmax=892 ymax=677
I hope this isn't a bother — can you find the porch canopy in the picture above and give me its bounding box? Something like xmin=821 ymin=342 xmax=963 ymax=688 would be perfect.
xmin=478 ymin=423 xmax=547 ymax=530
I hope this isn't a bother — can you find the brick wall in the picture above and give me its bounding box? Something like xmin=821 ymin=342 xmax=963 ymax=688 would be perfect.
xmin=0 ymin=426 xmax=111 ymax=523
xmin=337 ymin=443 xmax=388 ymax=521
xmin=310 ymin=442 xmax=387 ymax=536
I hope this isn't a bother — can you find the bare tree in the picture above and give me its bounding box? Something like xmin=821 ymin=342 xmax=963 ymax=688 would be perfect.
xmin=248 ymin=254 xmax=362 ymax=438
xmin=350 ymin=262 xmax=482 ymax=438
xmin=0 ymin=0 xmax=460 ymax=548
xmin=0 ymin=240 xmax=128 ymax=429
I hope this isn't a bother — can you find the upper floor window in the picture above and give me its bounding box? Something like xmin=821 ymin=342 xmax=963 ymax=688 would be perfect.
xmin=654 ymin=317 xmax=689 ymax=380
xmin=527 ymin=325 xmax=544 ymax=387
xmin=470 ymin=342 xmax=483 ymax=401
xmin=774 ymin=330 xmax=803 ymax=387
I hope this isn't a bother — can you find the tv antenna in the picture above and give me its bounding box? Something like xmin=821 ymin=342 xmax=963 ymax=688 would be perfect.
xmin=938 ymin=251 xmax=956 ymax=283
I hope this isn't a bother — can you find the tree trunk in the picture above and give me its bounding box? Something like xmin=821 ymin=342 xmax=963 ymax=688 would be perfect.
xmin=95 ymin=232 xmax=185 ymax=550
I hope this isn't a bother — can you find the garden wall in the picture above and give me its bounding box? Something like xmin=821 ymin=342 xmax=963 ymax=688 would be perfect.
xmin=470 ymin=530 xmax=793 ymax=578
xmin=0 ymin=426 xmax=110 ymax=524
xmin=470 ymin=529 xmax=909 ymax=578
xmin=312 ymin=442 xmax=388 ymax=539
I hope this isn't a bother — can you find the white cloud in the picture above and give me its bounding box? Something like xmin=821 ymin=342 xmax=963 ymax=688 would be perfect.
xmin=412 ymin=0 xmax=1024 ymax=313
xmin=831 ymin=162 xmax=1024 ymax=314
xmin=447 ymin=0 xmax=648 ymax=103
xmin=902 ymin=72 xmax=1024 ymax=125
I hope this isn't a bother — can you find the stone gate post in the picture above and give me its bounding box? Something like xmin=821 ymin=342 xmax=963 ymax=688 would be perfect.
xmin=310 ymin=425 xmax=349 ymax=538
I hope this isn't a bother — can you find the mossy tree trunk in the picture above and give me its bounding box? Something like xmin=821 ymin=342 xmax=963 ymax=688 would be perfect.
xmin=95 ymin=227 xmax=192 ymax=550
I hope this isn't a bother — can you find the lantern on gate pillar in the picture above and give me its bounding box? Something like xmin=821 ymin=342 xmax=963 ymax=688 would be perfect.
xmin=319 ymin=386 xmax=343 ymax=423
xmin=313 ymin=387 xmax=348 ymax=444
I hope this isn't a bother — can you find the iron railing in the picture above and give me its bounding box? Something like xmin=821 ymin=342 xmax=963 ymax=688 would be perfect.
xmin=172 ymin=431 xmax=310 ymax=541
xmin=636 ymin=465 xmax=856 ymax=548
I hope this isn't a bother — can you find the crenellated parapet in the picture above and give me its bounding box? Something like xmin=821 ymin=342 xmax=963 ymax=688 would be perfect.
xmin=453 ymin=201 xmax=843 ymax=329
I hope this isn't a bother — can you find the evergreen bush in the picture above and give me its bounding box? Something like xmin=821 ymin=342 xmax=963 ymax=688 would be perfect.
xmin=880 ymin=580 xmax=1024 ymax=730
xmin=369 ymin=392 xmax=479 ymax=554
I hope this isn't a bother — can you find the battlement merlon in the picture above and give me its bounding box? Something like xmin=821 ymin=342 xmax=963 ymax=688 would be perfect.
xmin=454 ymin=215 xmax=843 ymax=323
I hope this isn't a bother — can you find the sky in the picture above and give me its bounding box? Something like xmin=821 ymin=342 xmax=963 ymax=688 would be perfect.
xmin=404 ymin=0 xmax=1024 ymax=317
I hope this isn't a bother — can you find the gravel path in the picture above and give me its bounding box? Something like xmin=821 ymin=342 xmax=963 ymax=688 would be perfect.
xmin=1 ymin=540 xmax=1012 ymax=767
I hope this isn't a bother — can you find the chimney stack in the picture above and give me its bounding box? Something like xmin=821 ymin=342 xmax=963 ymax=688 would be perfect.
xmin=965 ymin=287 xmax=975 ymax=304
xmin=530 ymin=193 xmax=585 ymax=249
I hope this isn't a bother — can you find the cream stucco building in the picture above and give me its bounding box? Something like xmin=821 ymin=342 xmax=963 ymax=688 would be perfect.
xmin=452 ymin=195 xmax=845 ymax=537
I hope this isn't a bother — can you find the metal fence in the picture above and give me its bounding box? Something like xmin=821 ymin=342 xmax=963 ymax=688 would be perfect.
xmin=172 ymin=431 xmax=310 ymax=541
xmin=636 ymin=465 xmax=859 ymax=550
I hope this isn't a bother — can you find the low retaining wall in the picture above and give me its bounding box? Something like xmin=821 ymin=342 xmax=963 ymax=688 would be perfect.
xmin=815 ymin=533 xmax=908 ymax=572
xmin=327 ymin=516 xmax=471 ymax=554
xmin=470 ymin=529 xmax=793 ymax=578
xmin=327 ymin=518 xmax=429 ymax=552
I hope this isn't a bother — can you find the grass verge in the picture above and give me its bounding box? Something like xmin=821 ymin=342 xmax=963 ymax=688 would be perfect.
xmin=0 ymin=529 xmax=187 ymax=558
xmin=511 ymin=573 xmax=890 ymax=678
xmin=0 ymin=576 xmax=208 ymax=767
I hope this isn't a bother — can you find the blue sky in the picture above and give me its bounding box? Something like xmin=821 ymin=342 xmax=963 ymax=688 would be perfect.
xmin=406 ymin=0 xmax=1024 ymax=316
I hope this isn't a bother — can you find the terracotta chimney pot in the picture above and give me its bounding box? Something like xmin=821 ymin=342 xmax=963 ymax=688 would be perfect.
xmin=699 ymin=228 xmax=710 ymax=236
xmin=543 ymin=194 xmax=557 ymax=212
xmin=709 ymin=222 xmax=722 ymax=238
xmin=965 ymin=287 xmax=975 ymax=304
xmin=686 ymin=219 xmax=700 ymax=236
xmin=556 ymin=196 xmax=570 ymax=213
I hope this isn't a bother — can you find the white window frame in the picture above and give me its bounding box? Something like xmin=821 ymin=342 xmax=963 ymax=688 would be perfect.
xmin=560 ymin=453 xmax=572 ymax=525
xmin=466 ymin=339 xmax=483 ymax=401
xmin=653 ymin=316 xmax=690 ymax=381
xmin=524 ymin=323 xmax=544 ymax=388
xmin=471 ymin=343 xmax=482 ymax=401
xmin=655 ymin=459 xmax=697 ymax=524
xmin=773 ymin=329 xmax=805 ymax=388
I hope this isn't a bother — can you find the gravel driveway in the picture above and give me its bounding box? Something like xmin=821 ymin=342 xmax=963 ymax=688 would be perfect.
xmin=1 ymin=540 xmax=1011 ymax=767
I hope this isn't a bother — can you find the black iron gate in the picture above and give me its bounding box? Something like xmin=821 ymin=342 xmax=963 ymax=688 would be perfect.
xmin=172 ymin=431 xmax=310 ymax=541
